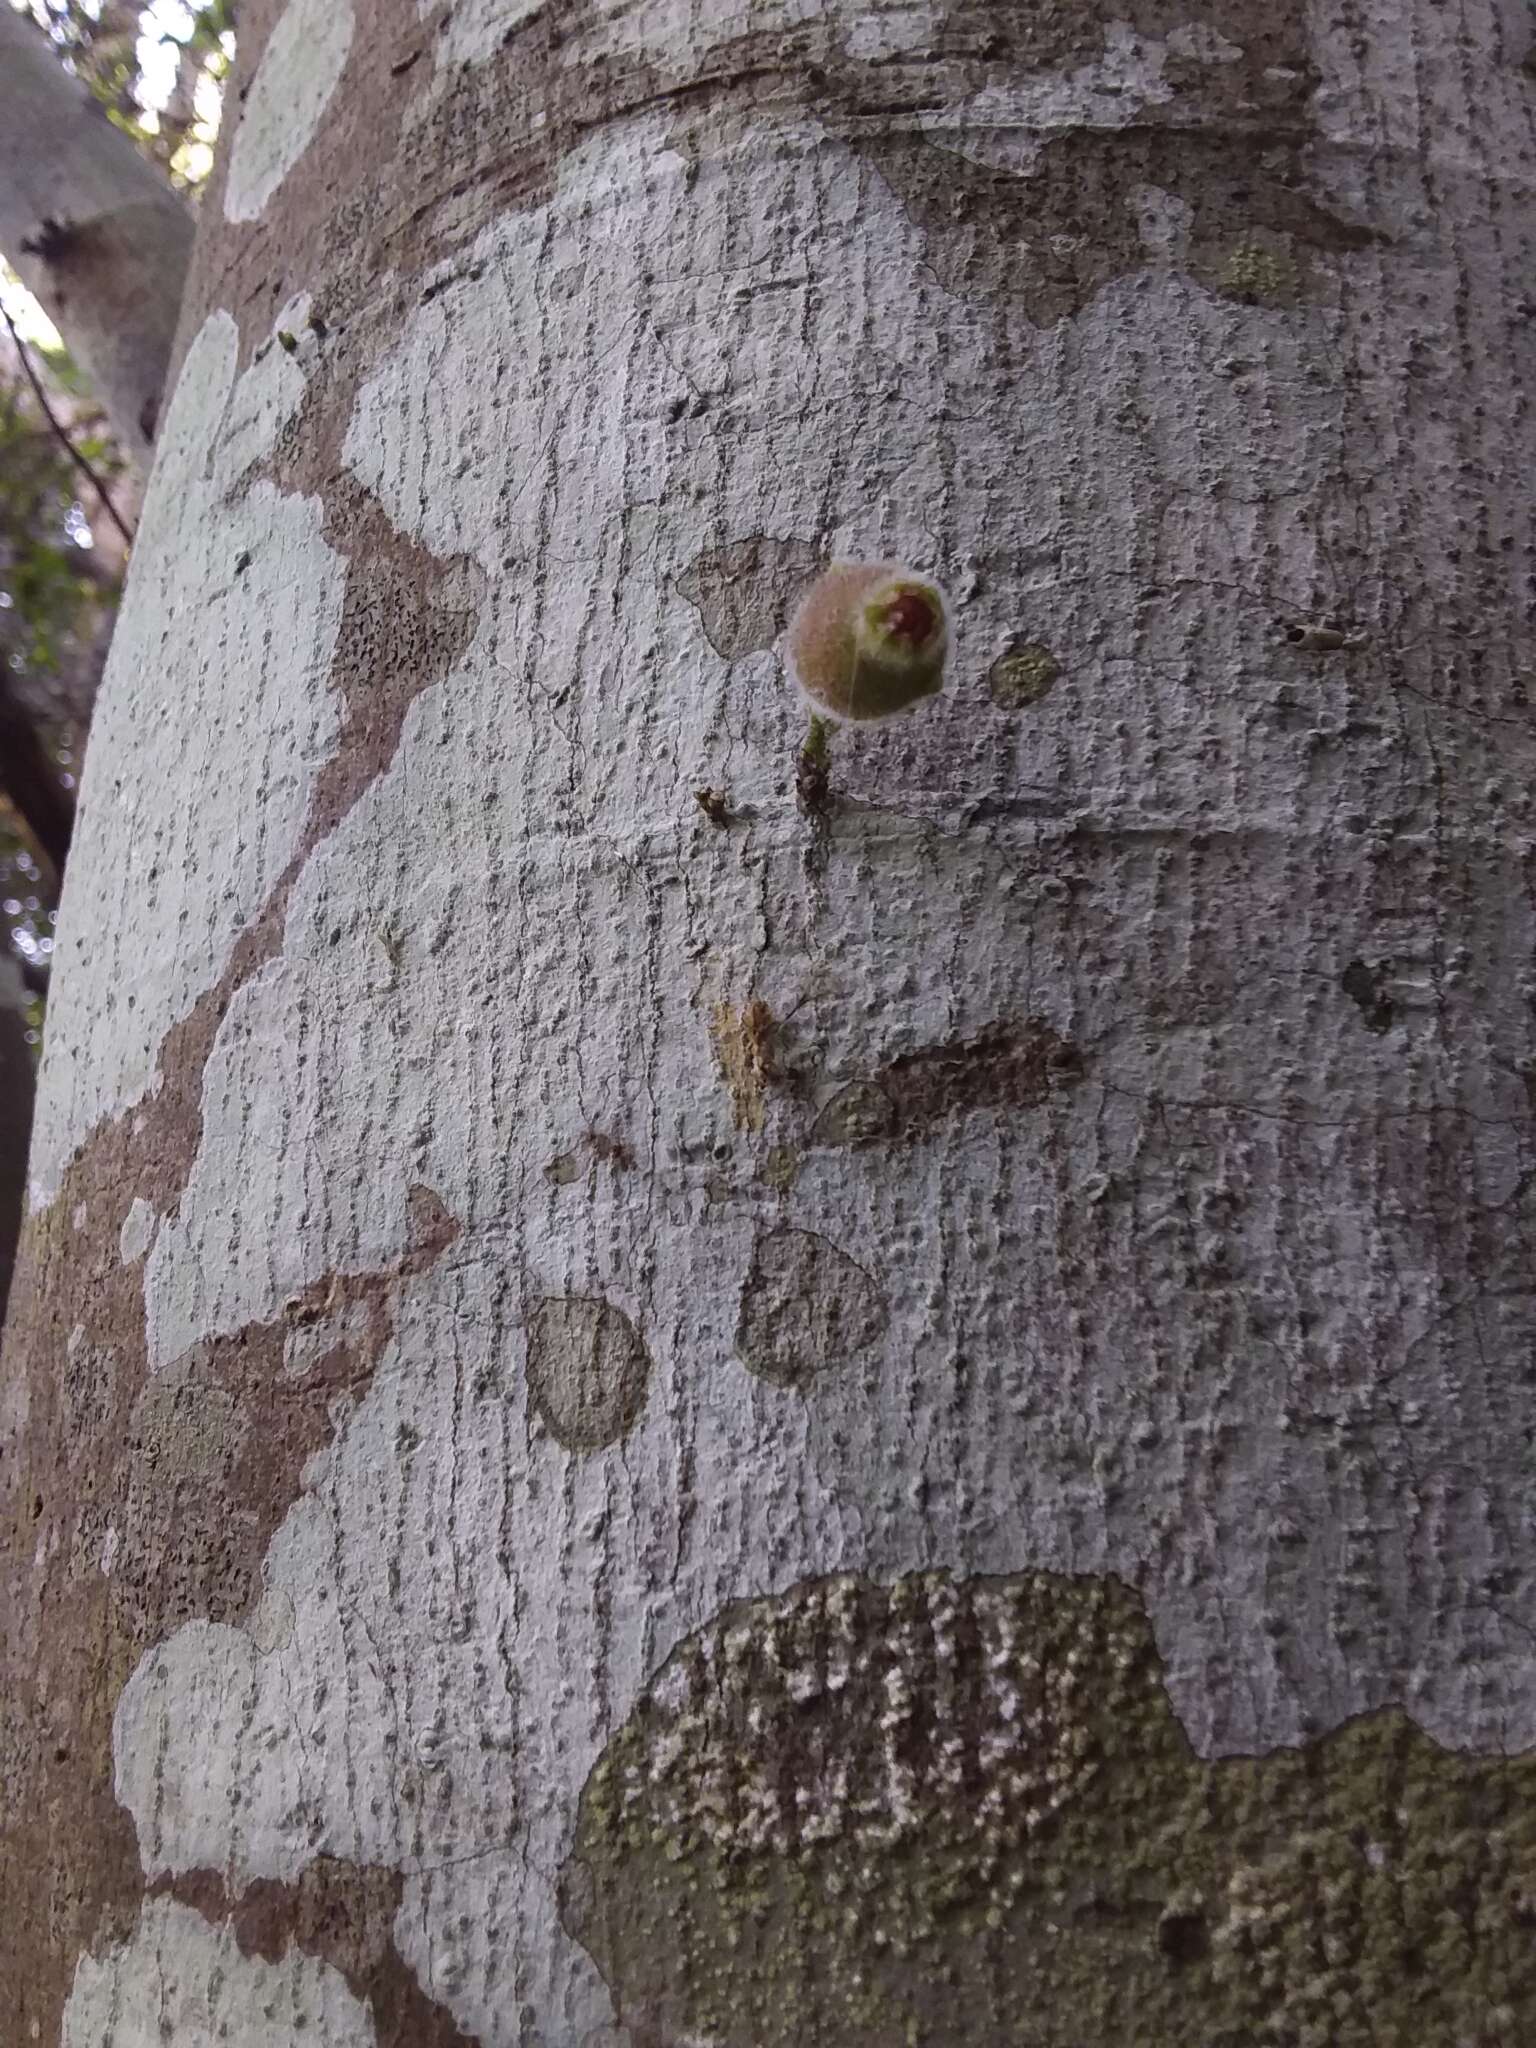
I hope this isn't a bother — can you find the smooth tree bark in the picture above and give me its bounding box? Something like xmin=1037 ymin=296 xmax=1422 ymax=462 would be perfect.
xmin=4 ymin=1 xmax=1536 ymax=2042
xmin=0 ymin=2 xmax=193 ymax=467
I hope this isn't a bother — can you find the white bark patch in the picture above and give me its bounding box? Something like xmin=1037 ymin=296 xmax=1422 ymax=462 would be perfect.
xmin=63 ymin=1895 xmax=379 ymax=2048
xmin=426 ymin=0 xmax=546 ymax=68
xmin=119 ymin=1196 xmax=157 ymax=1265
xmin=246 ymin=1584 xmax=296 ymax=1653
xmin=585 ymin=0 xmax=821 ymax=66
xmin=224 ymin=0 xmax=354 ymax=223
xmin=917 ymin=20 xmax=1224 ymax=176
xmin=845 ymin=6 xmax=942 ymax=61
xmin=29 ymin=310 xmax=345 ymax=1208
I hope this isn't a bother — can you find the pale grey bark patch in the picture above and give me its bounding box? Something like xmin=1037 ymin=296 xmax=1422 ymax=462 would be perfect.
xmin=674 ymin=535 xmax=823 ymax=660
xmin=118 ymin=1198 xmax=158 ymax=1266
xmin=63 ymin=1895 xmax=380 ymax=2047
xmin=735 ymin=1227 xmax=886 ymax=1391
xmin=525 ymin=1295 xmax=652 ymax=1450
xmin=27 ymin=307 xmax=343 ymax=1210
xmin=224 ymin=0 xmax=355 ymax=224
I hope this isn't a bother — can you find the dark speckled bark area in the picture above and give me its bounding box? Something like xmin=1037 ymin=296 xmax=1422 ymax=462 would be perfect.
xmin=565 ymin=1570 xmax=1536 ymax=2046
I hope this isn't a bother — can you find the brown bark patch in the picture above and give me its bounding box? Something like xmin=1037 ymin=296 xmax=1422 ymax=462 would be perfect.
xmin=812 ymin=1019 xmax=1085 ymax=1149
xmin=675 ymin=536 xmax=824 ymax=662
xmin=852 ymin=124 xmax=1375 ymax=326
xmin=173 ymin=0 xmax=436 ymax=373
xmin=711 ymin=997 xmax=779 ymax=1133
xmin=157 ymin=1860 xmax=476 ymax=2047
xmin=735 ymin=1227 xmax=886 ymax=1392
xmin=524 ymin=1294 xmax=653 ymax=1451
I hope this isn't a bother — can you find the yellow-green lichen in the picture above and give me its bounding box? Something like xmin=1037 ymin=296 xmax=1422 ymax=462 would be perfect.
xmin=1217 ymin=237 xmax=1303 ymax=303
xmin=561 ymin=1569 xmax=1536 ymax=2046
xmin=988 ymin=642 xmax=1060 ymax=710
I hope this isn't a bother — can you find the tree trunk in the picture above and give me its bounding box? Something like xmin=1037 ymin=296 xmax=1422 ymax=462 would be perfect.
xmin=5 ymin=2 xmax=1536 ymax=2042
xmin=0 ymin=3 xmax=193 ymax=467
xmin=0 ymin=670 xmax=74 ymax=875
xmin=0 ymin=957 xmax=34 ymax=1326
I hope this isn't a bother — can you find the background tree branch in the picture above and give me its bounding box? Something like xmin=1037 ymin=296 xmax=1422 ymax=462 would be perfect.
xmin=0 ymin=2 xmax=193 ymax=469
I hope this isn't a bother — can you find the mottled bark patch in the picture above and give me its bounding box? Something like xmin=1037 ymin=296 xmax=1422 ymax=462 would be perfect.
xmin=525 ymin=1294 xmax=652 ymax=1450
xmin=812 ymin=1019 xmax=1084 ymax=1149
xmin=562 ymin=1568 xmax=1536 ymax=2047
xmin=223 ymin=0 xmax=356 ymax=225
xmin=675 ymin=535 xmax=823 ymax=661
xmin=855 ymin=125 xmax=1373 ymax=325
xmin=156 ymin=1861 xmax=475 ymax=2047
xmin=1 ymin=101 xmax=481 ymax=2025
xmin=807 ymin=0 xmax=1374 ymax=324
xmin=0 ymin=1188 xmax=457 ymax=2046
xmin=174 ymin=0 xmax=432 ymax=371
xmin=735 ymin=1227 xmax=885 ymax=1390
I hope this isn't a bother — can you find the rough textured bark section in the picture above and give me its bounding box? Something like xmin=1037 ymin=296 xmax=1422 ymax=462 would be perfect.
xmin=564 ymin=1568 xmax=1536 ymax=2046
xmin=0 ymin=4 xmax=192 ymax=465
xmin=0 ymin=1186 xmax=461 ymax=2046
xmin=5 ymin=0 xmax=1536 ymax=2043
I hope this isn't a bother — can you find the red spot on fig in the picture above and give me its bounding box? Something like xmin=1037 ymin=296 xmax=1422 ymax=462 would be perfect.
xmin=880 ymin=590 xmax=937 ymax=645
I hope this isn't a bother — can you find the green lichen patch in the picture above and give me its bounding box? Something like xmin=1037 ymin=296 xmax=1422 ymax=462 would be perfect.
xmin=757 ymin=1145 xmax=803 ymax=1193
xmin=562 ymin=1569 xmax=1536 ymax=2047
xmin=1213 ymin=235 xmax=1304 ymax=305
xmin=796 ymin=712 xmax=833 ymax=818
xmin=988 ymin=641 xmax=1061 ymax=710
